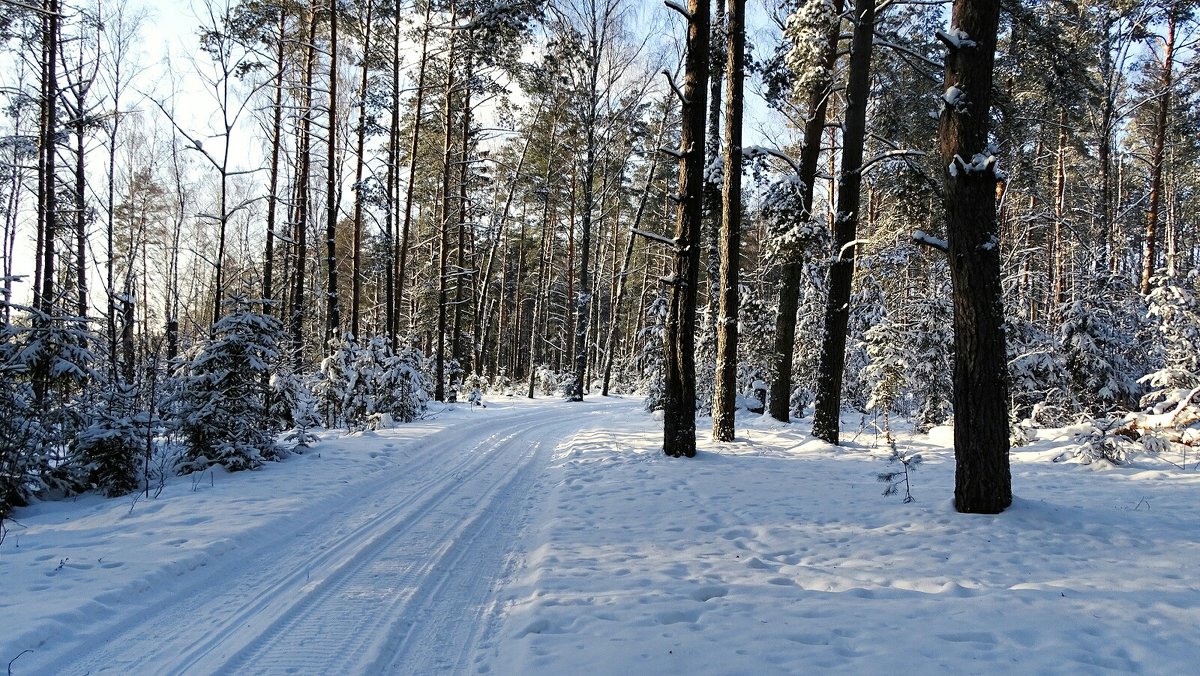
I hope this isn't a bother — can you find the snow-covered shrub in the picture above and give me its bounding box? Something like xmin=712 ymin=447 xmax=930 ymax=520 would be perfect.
xmin=173 ymin=298 xmax=285 ymax=473
xmin=1060 ymin=419 xmax=1139 ymax=465
xmin=272 ymin=371 xmax=320 ymax=450
xmin=534 ymin=365 xmax=558 ymax=397
xmin=1006 ymin=315 xmax=1071 ymax=426
xmin=1058 ymin=275 xmax=1142 ymax=416
xmin=907 ymin=293 xmax=953 ymax=432
xmin=315 ymin=335 xmax=368 ymax=429
xmin=491 ymin=370 xmax=512 ymax=396
xmin=0 ymin=319 xmax=42 ymax=516
xmin=75 ymin=382 xmax=147 ymax=497
xmin=1106 ymin=274 xmax=1200 ymax=457
xmin=843 ymin=272 xmax=886 ymax=412
xmin=389 ymin=341 xmax=433 ymax=422
xmin=877 ymin=440 xmax=922 ymax=503
xmin=1140 ymin=274 xmax=1200 ymax=412
xmin=636 ymin=293 xmax=668 ymax=412
xmin=316 ymin=335 xmax=433 ymax=428
xmin=0 ymin=306 xmax=99 ymax=506
xmin=556 ymin=370 xmax=579 ymax=401
xmin=862 ymin=313 xmax=909 ymax=439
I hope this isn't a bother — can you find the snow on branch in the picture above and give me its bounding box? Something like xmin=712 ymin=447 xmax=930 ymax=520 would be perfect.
xmin=743 ymin=145 xmax=801 ymax=174
xmin=948 ymin=144 xmax=1007 ymax=181
xmin=936 ymin=27 xmax=977 ymax=50
xmin=911 ymin=230 xmax=948 ymax=253
xmin=835 ymin=238 xmax=868 ymax=262
xmin=663 ymin=1 xmax=692 ymax=19
xmin=658 ymin=145 xmax=687 ymax=159
xmin=632 ymin=228 xmax=682 ymax=249
xmin=942 ymin=86 xmax=967 ymax=113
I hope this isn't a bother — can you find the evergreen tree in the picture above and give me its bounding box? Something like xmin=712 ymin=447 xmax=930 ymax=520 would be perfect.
xmin=174 ymin=298 xmax=286 ymax=473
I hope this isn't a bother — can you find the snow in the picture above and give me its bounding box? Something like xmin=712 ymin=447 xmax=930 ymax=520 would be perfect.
xmin=4 ymin=398 xmax=1199 ymax=674
xmin=942 ymin=86 xmax=966 ymax=110
xmin=937 ymin=28 xmax=977 ymax=49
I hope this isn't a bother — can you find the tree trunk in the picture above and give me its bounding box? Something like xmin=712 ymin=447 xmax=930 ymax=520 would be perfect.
xmin=36 ymin=0 xmax=60 ymax=316
xmin=291 ymin=6 xmax=319 ymax=366
xmin=939 ymin=0 xmax=1011 ymax=514
xmin=768 ymin=0 xmax=844 ymax=422
xmin=350 ymin=0 xmax=373 ymax=337
xmin=394 ymin=0 xmax=433 ymax=342
xmin=453 ymin=54 xmax=473 ymax=370
xmin=325 ymin=0 xmax=342 ymax=345
xmin=703 ymin=0 xmax=726 ymax=322
xmin=811 ymin=0 xmax=877 ymax=444
xmin=1140 ymin=12 xmax=1175 ymax=295
xmin=435 ymin=1 xmax=458 ymax=401
xmin=712 ymin=0 xmax=744 ymax=442
xmin=663 ymin=0 xmax=709 ymax=459
xmin=264 ymin=6 xmax=286 ymax=311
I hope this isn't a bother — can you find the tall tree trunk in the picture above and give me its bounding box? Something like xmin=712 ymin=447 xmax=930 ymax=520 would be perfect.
xmin=453 ymin=54 xmax=472 ymax=370
xmin=811 ymin=0 xmax=877 ymax=444
xmin=395 ymin=0 xmax=433 ymax=342
xmin=768 ymin=0 xmax=844 ymax=422
xmin=74 ymin=102 xmax=88 ymax=319
xmin=264 ymin=5 xmax=286 ymax=311
xmin=325 ymin=0 xmax=342 ymax=344
xmin=1053 ymin=109 xmax=1067 ymax=307
xmin=571 ymin=40 xmax=601 ymax=401
xmin=527 ymin=177 xmax=556 ymax=398
xmin=712 ymin=0 xmax=745 ymax=442
xmin=435 ymin=1 xmax=458 ymax=401
xmin=291 ymin=6 xmax=319 ymax=366
xmin=1140 ymin=12 xmax=1175 ymax=294
xmin=37 ymin=0 xmax=60 ymax=317
xmin=350 ymin=0 xmax=373 ymax=337
xmin=662 ymin=0 xmax=709 ymax=459
xmin=703 ymin=0 xmax=726 ymax=322
xmin=939 ymin=0 xmax=1011 ymax=514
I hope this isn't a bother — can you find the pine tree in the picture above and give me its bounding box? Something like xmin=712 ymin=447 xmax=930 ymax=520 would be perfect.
xmin=174 ymin=298 xmax=286 ymax=473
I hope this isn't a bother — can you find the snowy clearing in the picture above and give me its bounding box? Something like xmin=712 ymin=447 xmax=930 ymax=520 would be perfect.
xmin=3 ymin=396 xmax=1199 ymax=674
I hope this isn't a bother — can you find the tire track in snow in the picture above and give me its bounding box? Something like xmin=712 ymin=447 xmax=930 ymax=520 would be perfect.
xmin=33 ymin=406 xmax=565 ymax=676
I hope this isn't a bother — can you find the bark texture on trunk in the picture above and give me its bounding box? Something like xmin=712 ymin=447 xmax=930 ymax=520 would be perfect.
xmin=939 ymin=0 xmax=1012 ymax=514
xmin=712 ymin=0 xmax=745 ymax=443
xmin=663 ymin=0 xmax=709 ymax=459
xmin=768 ymin=0 xmax=844 ymax=423
xmin=1140 ymin=12 xmax=1175 ymax=295
xmin=811 ymin=0 xmax=877 ymax=444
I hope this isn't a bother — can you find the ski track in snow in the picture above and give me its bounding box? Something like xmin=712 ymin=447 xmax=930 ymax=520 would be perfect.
xmin=22 ymin=402 xmax=593 ymax=676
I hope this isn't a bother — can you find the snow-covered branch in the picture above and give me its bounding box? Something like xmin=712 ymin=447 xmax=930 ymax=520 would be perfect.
xmin=632 ymin=228 xmax=682 ymax=250
xmin=936 ymin=28 xmax=977 ymax=50
xmin=911 ymin=230 xmax=948 ymax=253
xmin=743 ymin=145 xmax=801 ymax=175
xmin=663 ymin=1 xmax=692 ymax=19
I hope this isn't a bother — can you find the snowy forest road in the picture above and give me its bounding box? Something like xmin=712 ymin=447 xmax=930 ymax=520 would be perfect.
xmin=32 ymin=400 xmax=600 ymax=675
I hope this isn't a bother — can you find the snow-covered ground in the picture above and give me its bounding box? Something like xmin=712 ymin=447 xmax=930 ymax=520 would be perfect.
xmin=3 ymin=396 xmax=1198 ymax=674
